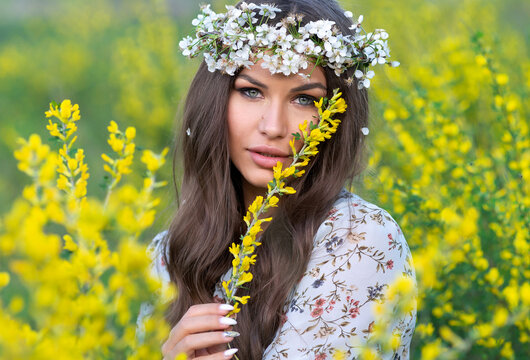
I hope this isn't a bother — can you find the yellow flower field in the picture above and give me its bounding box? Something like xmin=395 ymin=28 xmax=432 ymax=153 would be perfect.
xmin=0 ymin=0 xmax=528 ymax=358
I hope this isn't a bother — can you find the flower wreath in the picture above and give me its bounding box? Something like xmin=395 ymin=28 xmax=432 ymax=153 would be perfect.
xmin=179 ymin=2 xmax=399 ymax=89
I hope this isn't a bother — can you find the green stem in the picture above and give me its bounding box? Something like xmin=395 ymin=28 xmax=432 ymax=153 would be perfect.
xmin=103 ymin=167 xmax=119 ymax=210
xmin=103 ymin=187 xmax=113 ymax=210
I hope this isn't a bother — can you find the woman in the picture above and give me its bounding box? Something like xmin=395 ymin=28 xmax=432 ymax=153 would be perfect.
xmin=138 ymin=1 xmax=416 ymax=359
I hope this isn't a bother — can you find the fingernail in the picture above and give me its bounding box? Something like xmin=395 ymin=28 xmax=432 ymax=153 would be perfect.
xmin=219 ymin=304 xmax=234 ymax=311
xmin=223 ymin=331 xmax=240 ymax=338
xmin=219 ymin=317 xmax=237 ymax=326
xmin=224 ymin=348 xmax=238 ymax=358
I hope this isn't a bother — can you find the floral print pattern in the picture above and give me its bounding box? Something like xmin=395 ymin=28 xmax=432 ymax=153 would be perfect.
xmin=137 ymin=189 xmax=416 ymax=359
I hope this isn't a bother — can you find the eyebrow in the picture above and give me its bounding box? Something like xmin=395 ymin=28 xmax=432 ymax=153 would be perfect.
xmin=237 ymin=74 xmax=327 ymax=93
xmin=291 ymin=82 xmax=327 ymax=93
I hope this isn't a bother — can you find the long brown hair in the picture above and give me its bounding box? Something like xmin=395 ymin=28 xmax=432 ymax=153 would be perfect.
xmin=163 ymin=0 xmax=369 ymax=358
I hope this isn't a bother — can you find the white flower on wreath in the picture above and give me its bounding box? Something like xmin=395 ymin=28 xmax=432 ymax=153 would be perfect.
xmin=354 ymin=69 xmax=375 ymax=89
xmin=279 ymin=50 xmax=308 ymax=75
xmin=239 ymin=2 xmax=258 ymax=12
xmin=226 ymin=6 xmax=243 ymax=20
xmin=261 ymin=53 xmax=281 ymax=74
xmin=276 ymin=27 xmax=294 ymax=49
xmin=204 ymin=52 xmax=216 ymax=72
xmin=232 ymin=45 xmax=254 ymax=69
xmin=179 ymin=36 xmax=194 ymax=56
xmin=305 ymin=20 xmax=335 ymax=40
xmin=282 ymin=15 xmax=297 ymax=26
xmin=349 ymin=15 xmax=364 ymax=34
xmin=259 ymin=4 xmax=282 ymax=19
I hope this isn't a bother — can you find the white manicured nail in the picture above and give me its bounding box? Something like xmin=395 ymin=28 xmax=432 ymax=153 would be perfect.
xmin=219 ymin=317 xmax=237 ymax=325
xmin=223 ymin=330 xmax=240 ymax=338
xmin=224 ymin=348 xmax=238 ymax=357
xmin=219 ymin=304 xmax=234 ymax=311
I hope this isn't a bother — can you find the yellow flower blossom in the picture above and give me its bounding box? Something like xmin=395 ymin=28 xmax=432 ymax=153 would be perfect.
xmin=222 ymin=280 xmax=232 ymax=298
xmin=108 ymin=134 xmax=125 ymax=153
xmin=125 ymin=126 xmax=136 ymax=140
xmin=248 ymin=196 xmax=264 ymax=217
xmin=0 ymin=272 xmax=10 ymax=288
xmin=421 ymin=340 xmax=443 ymax=360
xmin=235 ymin=272 xmax=253 ymax=287
xmin=502 ymin=285 xmax=519 ymax=310
xmin=229 ymin=243 xmax=240 ymax=256
xmin=141 ymin=148 xmax=169 ymax=172
xmin=63 ymin=234 xmax=78 ymax=252
xmin=500 ymin=342 xmax=514 ymax=359
xmin=101 ymin=153 xmax=114 ymax=165
xmin=332 ymin=349 xmax=346 ymax=360
xmin=107 ymin=120 xmax=119 ymax=134
xmin=267 ymin=196 xmax=279 ymax=208
xmin=495 ymin=73 xmax=509 ymax=86
xmin=242 ymin=235 xmax=253 ymax=248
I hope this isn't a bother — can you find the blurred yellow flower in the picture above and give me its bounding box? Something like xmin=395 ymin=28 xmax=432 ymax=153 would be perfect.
xmin=141 ymin=148 xmax=169 ymax=172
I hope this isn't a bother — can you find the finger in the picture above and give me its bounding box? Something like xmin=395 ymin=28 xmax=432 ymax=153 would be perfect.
xmin=163 ymin=351 xmax=190 ymax=360
xmin=163 ymin=315 xmax=237 ymax=354
xmin=196 ymin=348 xmax=239 ymax=360
xmin=166 ymin=332 xmax=236 ymax=360
xmin=163 ymin=303 xmax=234 ymax=355
xmin=205 ymin=341 xmax=234 ymax=355
xmin=186 ymin=303 xmax=235 ymax=318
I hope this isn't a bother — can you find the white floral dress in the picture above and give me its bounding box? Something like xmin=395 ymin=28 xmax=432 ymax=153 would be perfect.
xmin=137 ymin=189 xmax=416 ymax=359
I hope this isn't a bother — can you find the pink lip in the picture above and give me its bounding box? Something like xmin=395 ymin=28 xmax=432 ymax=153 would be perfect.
xmin=248 ymin=145 xmax=290 ymax=168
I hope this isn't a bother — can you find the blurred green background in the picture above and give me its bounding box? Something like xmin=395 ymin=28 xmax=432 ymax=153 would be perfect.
xmin=0 ymin=0 xmax=207 ymax=235
xmin=0 ymin=0 xmax=527 ymax=229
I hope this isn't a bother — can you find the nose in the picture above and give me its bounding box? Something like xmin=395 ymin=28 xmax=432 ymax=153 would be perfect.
xmin=257 ymin=100 xmax=288 ymax=138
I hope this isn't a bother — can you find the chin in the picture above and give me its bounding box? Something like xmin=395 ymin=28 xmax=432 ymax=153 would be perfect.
xmin=245 ymin=171 xmax=274 ymax=190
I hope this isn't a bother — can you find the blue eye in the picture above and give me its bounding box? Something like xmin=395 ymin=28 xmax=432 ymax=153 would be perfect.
xmin=296 ymin=95 xmax=316 ymax=106
xmin=239 ymin=88 xmax=261 ymax=98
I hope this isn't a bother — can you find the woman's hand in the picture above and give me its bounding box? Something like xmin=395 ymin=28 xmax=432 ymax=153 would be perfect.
xmin=161 ymin=303 xmax=239 ymax=360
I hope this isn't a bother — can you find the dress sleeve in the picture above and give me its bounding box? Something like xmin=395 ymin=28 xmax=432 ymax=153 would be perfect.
xmin=263 ymin=195 xmax=417 ymax=360
xmin=135 ymin=231 xmax=170 ymax=343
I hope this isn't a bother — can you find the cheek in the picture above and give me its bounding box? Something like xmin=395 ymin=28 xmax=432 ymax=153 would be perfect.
xmin=227 ymin=97 xmax=254 ymax=157
xmin=291 ymin=111 xmax=319 ymax=151
xmin=227 ymin=119 xmax=239 ymax=159
xmin=227 ymin=93 xmax=252 ymax=130
xmin=227 ymin=95 xmax=241 ymax=142
xmin=227 ymin=109 xmax=249 ymax=144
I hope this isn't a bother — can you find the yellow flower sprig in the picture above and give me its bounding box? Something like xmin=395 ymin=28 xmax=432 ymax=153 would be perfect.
xmin=106 ymin=147 xmax=169 ymax=236
xmin=45 ymin=100 xmax=89 ymax=214
xmin=99 ymin=119 xmax=169 ymax=230
xmin=13 ymin=134 xmax=58 ymax=206
xmin=223 ymin=88 xmax=347 ymax=317
xmin=102 ymin=120 xmax=137 ymax=208
xmin=133 ymin=148 xmax=170 ymax=233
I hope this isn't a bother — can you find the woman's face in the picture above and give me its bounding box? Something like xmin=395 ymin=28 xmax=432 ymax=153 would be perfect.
xmin=227 ymin=61 xmax=327 ymax=194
